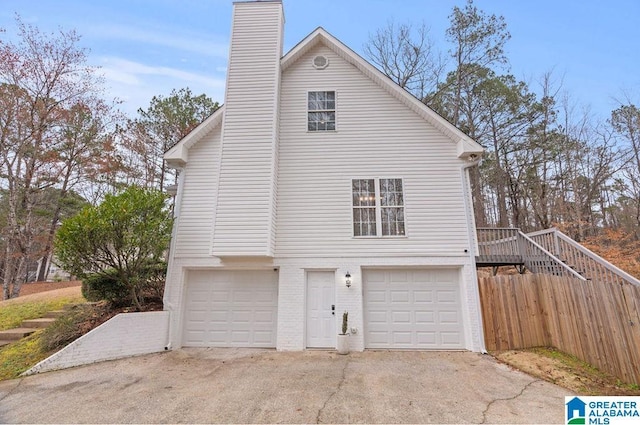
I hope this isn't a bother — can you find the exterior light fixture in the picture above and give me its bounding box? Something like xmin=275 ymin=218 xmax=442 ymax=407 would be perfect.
xmin=345 ymin=272 xmax=352 ymax=288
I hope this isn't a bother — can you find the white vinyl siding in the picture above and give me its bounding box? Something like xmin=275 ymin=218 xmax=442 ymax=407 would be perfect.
xmin=172 ymin=128 xmax=221 ymax=258
xmin=276 ymin=44 xmax=470 ymax=257
xmin=212 ymin=2 xmax=283 ymax=256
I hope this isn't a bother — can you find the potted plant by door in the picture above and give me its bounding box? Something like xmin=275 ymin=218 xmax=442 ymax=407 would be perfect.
xmin=337 ymin=311 xmax=349 ymax=355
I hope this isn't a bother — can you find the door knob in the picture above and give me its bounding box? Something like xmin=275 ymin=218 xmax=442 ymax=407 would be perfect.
xmin=331 ymin=304 xmax=335 ymax=315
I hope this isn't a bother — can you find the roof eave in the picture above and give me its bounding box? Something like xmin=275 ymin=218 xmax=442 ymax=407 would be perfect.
xmin=163 ymin=106 xmax=226 ymax=168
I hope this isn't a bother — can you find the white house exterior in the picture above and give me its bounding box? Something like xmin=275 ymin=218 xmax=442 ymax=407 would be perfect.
xmin=163 ymin=0 xmax=486 ymax=353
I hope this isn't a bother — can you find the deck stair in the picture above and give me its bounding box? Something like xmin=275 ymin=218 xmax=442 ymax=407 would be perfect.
xmin=527 ymin=228 xmax=640 ymax=286
xmin=476 ymin=227 xmax=640 ymax=287
xmin=476 ymin=227 xmax=585 ymax=279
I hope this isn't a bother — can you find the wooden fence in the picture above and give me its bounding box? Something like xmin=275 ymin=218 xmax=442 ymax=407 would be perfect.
xmin=478 ymin=274 xmax=640 ymax=385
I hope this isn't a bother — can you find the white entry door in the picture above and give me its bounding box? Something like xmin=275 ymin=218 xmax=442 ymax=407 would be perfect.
xmin=306 ymin=271 xmax=336 ymax=348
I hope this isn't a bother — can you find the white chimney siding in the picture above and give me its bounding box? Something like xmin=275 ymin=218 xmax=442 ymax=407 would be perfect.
xmin=212 ymin=1 xmax=284 ymax=257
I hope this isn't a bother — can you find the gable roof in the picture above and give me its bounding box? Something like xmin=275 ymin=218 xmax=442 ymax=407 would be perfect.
xmin=164 ymin=105 xmax=225 ymax=167
xmin=165 ymin=27 xmax=484 ymax=167
xmin=281 ymin=27 xmax=484 ymax=158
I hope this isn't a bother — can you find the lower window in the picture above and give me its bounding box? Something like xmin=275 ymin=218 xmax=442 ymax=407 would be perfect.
xmin=352 ymin=178 xmax=405 ymax=237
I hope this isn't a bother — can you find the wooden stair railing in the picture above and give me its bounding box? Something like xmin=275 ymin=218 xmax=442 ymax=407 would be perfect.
xmin=527 ymin=228 xmax=640 ymax=287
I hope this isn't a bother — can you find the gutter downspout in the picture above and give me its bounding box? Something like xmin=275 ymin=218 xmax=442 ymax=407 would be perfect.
xmin=461 ymin=156 xmax=488 ymax=354
xmin=163 ymin=165 xmax=186 ymax=351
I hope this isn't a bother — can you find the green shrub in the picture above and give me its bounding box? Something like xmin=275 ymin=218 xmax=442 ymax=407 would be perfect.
xmin=82 ymin=271 xmax=129 ymax=304
xmin=55 ymin=185 xmax=172 ymax=310
xmin=139 ymin=260 xmax=167 ymax=301
xmin=81 ymin=260 xmax=166 ymax=306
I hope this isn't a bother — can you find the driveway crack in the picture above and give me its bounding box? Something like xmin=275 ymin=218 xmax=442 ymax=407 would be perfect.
xmin=480 ymin=379 xmax=540 ymax=424
xmin=0 ymin=378 xmax=24 ymax=403
xmin=316 ymin=357 xmax=349 ymax=424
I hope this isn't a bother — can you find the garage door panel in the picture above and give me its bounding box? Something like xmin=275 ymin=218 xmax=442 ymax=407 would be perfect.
xmin=183 ymin=270 xmax=278 ymax=347
xmin=441 ymin=332 xmax=462 ymax=346
xmin=389 ymin=270 xmax=409 ymax=283
xmin=416 ymin=332 xmax=437 ymax=345
xmin=367 ymin=290 xmax=387 ymax=303
xmin=364 ymin=268 xmax=464 ymax=349
xmin=392 ymin=332 xmax=412 ymax=344
xmin=391 ymin=311 xmax=411 ymax=323
xmin=415 ymin=311 xmax=435 ymax=324
xmin=436 ymin=289 xmax=457 ymax=303
xmin=390 ymin=290 xmax=410 ymax=303
xmin=439 ymin=310 xmax=460 ymax=324
xmin=413 ymin=290 xmax=433 ymax=303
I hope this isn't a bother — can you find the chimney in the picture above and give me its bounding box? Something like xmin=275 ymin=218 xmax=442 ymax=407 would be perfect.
xmin=212 ymin=0 xmax=284 ymax=257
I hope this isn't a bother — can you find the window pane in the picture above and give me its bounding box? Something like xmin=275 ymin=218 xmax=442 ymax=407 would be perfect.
xmin=353 ymin=207 xmax=376 ymax=236
xmin=380 ymin=178 xmax=403 ymax=206
xmin=352 ymin=179 xmax=375 ymax=206
xmin=308 ymin=91 xmax=336 ymax=131
xmin=381 ymin=207 xmax=405 ymax=236
xmin=352 ymin=179 xmax=377 ymax=236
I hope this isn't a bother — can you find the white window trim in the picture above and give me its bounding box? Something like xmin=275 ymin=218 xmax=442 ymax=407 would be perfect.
xmin=306 ymin=90 xmax=337 ymax=132
xmin=351 ymin=177 xmax=407 ymax=238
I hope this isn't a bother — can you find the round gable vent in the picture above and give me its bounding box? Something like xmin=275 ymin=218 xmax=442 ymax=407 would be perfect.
xmin=312 ymin=55 xmax=329 ymax=69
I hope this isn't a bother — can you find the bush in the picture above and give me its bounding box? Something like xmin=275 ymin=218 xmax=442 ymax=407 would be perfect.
xmin=55 ymin=186 xmax=172 ymax=310
xmin=82 ymin=271 xmax=129 ymax=304
xmin=81 ymin=261 xmax=166 ymax=306
xmin=139 ymin=260 xmax=167 ymax=301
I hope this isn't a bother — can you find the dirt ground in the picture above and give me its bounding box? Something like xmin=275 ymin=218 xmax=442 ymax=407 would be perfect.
xmin=0 ymin=282 xmax=82 ymax=306
xmin=494 ymin=349 xmax=640 ymax=395
xmin=18 ymin=281 xmax=81 ymax=296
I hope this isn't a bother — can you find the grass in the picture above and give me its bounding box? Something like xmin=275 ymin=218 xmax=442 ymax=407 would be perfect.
xmin=0 ymin=296 xmax=85 ymax=331
xmin=0 ymin=332 xmax=52 ymax=380
xmin=0 ymin=293 xmax=86 ymax=381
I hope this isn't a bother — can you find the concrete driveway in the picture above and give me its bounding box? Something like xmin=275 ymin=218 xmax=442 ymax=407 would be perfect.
xmin=0 ymin=349 xmax=569 ymax=423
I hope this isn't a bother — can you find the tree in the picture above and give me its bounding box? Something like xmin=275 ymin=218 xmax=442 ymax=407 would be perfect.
xmin=123 ymin=88 xmax=219 ymax=191
xmin=54 ymin=186 xmax=172 ymax=310
xmin=0 ymin=16 xmax=116 ymax=299
xmin=363 ymin=20 xmax=444 ymax=99
xmin=434 ymin=0 xmax=511 ymax=125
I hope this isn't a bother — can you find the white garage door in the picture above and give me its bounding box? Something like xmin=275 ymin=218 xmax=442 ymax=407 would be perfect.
xmin=364 ymin=269 xmax=464 ymax=349
xmin=182 ymin=270 xmax=278 ymax=347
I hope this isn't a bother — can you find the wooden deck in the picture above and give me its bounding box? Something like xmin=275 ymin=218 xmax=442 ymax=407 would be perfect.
xmin=475 ymin=254 xmax=523 ymax=267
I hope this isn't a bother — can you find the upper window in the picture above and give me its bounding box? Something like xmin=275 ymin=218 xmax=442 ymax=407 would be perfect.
xmin=352 ymin=178 xmax=405 ymax=237
xmin=308 ymin=91 xmax=335 ymax=131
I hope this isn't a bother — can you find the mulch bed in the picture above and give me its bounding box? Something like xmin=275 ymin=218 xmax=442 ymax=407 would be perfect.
xmin=18 ymin=281 xmax=82 ymax=296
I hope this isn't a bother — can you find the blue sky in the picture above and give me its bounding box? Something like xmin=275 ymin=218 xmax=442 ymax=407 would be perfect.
xmin=1 ymin=0 xmax=638 ymax=119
